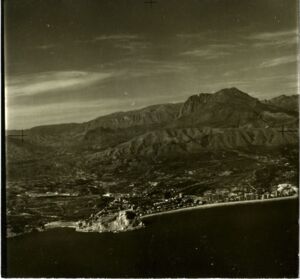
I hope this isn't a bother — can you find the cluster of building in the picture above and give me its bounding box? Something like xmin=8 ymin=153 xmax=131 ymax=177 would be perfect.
xmin=131 ymin=183 xmax=298 ymax=216
xmin=7 ymin=150 xmax=298 ymax=236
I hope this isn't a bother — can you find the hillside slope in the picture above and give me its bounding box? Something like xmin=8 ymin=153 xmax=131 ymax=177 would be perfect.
xmin=263 ymin=95 xmax=298 ymax=112
xmin=89 ymin=127 xmax=298 ymax=160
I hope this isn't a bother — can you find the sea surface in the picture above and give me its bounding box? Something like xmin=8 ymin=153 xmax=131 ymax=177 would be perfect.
xmin=5 ymin=198 xmax=299 ymax=278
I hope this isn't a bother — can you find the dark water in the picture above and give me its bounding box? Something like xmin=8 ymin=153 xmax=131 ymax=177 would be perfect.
xmin=5 ymin=199 xmax=299 ymax=278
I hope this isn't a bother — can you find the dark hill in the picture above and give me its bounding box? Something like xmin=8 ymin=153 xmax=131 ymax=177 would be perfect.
xmin=177 ymin=88 xmax=296 ymax=128
xmin=263 ymin=94 xmax=298 ymax=112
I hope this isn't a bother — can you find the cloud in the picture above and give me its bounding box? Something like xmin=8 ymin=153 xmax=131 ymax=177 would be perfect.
xmin=181 ymin=44 xmax=233 ymax=59
xmin=6 ymin=71 xmax=117 ymax=97
xmin=260 ymin=55 xmax=297 ymax=68
xmin=247 ymin=29 xmax=298 ymax=48
xmin=75 ymin=34 xmax=140 ymax=44
xmin=93 ymin=34 xmax=139 ymax=41
xmin=76 ymin=34 xmax=151 ymax=54
xmin=176 ymin=31 xmax=221 ymax=40
xmin=103 ymin=58 xmax=194 ymax=80
xmin=181 ymin=49 xmax=229 ymax=59
xmin=35 ymin=44 xmax=57 ymax=50
xmin=178 ymin=29 xmax=298 ymax=50
xmin=248 ymin=29 xmax=297 ymax=41
xmin=6 ymin=57 xmax=194 ymax=102
xmin=176 ymin=33 xmax=205 ymax=39
xmin=121 ymin=58 xmax=194 ymax=77
xmin=97 ymin=35 xmax=151 ymax=54
xmin=115 ymin=41 xmax=151 ymax=52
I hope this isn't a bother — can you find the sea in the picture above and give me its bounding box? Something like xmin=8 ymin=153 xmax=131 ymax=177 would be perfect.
xmin=4 ymin=198 xmax=299 ymax=278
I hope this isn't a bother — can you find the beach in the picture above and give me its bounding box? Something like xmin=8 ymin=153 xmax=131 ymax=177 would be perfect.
xmin=41 ymin=195 xmax=298 ymax=233
xmin=141 ymin=195 xmax=298 ymax=219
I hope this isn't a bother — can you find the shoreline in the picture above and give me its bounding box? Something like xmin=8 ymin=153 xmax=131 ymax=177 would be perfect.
xmin=8 ymin=195 xmax=298 ymax=238
xmin=141 ymin=195 xmax=298 ymax=219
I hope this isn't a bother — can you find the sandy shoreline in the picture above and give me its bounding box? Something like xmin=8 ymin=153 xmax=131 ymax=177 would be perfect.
xmin=141 ymin=195 xmax=298 ymax=219
xmin=44 ymin=221 xmax=78 ymax=229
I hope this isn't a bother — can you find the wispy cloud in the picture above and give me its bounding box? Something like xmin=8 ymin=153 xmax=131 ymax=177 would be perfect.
xmin=93 ymin=34 xmax=140 ymax=41
xmin=176 ymin=33 xmax=206 ymax=39
xmin=76 ymin=34 xmax=150 ymax=54
xmin=6 ymin=71 xmax=117 ymax=97
xmin=260 ymin=55 xmax=297 ymax=68
xmin=247 ymin=29 xmax=298 ymax=48
xmin=109 ymin=58 xmax=194 ymax=79
xmin=181 ymin=44 xmax=234 ymax=59
xmin=134 ymin=59 xmax=192 ymax=73
xmin=176 ymin=31 xmax=222 ymax=40
xmin=248 ymin=29 xmax=297 ymax=40
xmin=75 ymin=34 xmax=140 ymax=44
xmin=115 ymin=41 xmax=151 ymax=53
xmin=98 ymin=34 xmax=152 ymax=55
xmin=35 ymin=44 xmax=57 ymax=50
xmin=6 ymin=58 xmax=192 ymax=100
xmin=98 ymin=57 xmax=194 ymax=80
xmin=178 ymin=29 xmax=298 ymax=49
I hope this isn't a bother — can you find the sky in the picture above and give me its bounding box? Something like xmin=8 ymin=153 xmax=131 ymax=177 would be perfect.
xmin=4 ymin=0 xmax=299 ymax=129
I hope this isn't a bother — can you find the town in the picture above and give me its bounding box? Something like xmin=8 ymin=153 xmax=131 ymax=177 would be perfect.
xmin=6 ymin=148 xmax=299 ymax=237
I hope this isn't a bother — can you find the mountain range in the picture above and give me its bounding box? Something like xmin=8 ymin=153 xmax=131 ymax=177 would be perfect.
xmin=6 ymin=87 xmax=299 ymax=177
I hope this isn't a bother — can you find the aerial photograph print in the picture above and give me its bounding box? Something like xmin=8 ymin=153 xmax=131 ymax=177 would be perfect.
xmin=3 ymin=0 xmax=299 ymax=277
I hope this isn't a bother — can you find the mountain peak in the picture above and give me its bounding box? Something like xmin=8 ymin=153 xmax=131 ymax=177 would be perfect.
xmin=178 ymin=87 xmax=259 ymax=118
xmin=215 ymin=87 xmax=252 ymax=98
xmin=218 ymin=87 xmax=242 ymax=92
